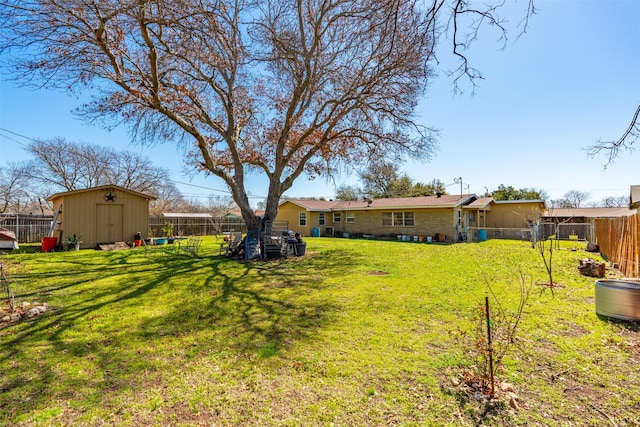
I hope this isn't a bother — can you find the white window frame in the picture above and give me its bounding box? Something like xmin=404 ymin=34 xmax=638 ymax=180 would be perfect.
xmin=346 ymin=212 xmax=355 ymax=223
xmin=333 ymin=213 xmax=341 ymax=223
xmin=318 ymin=212 xmax=325 ymax=225
xmin=382 ymin=211 xmax=414 ymax=227
xmin=299 ymin=212 xmax=307 ymax=226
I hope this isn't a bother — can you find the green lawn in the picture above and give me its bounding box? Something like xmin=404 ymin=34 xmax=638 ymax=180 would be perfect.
xmin=1 ymin=237 xmax=638 ymax=426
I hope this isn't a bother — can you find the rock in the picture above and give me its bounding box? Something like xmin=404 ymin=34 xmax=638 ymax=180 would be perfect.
xmin=473 ymin=392 xmax=487 ymax=401
xmin=585 ymin=242 xmax=600 ymax=253
xmin=25 ymin=308 xmax=40 ymax=318
xmin=578 ymin=258 xmax=606 ymax=278
xmin=36 ymin=305 xmax=48 ymax=314
xmin=1 ymin=315 xmax=10 ymax=322
xmin=451 ymin=377 xmax=461 ymax=386
xmin=500 ymin=382 xmax=515 ymax=393
xmin=508 ymin=397 xmax=519 ymax=411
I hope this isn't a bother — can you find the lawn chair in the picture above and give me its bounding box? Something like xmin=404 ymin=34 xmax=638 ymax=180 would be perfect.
xmin=216 ymin=233 xmax=229 ymax=254
xmin=162 ymin=239 xmax=180 ymax=256
xmin=220 ymin=232 xmax=242 ymax=256
xmin=178 ymin=236 xmax=202 ymax=256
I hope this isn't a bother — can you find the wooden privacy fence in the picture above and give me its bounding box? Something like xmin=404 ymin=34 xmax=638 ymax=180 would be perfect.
xmin=594 ymin=213 xmax=640 ymax=278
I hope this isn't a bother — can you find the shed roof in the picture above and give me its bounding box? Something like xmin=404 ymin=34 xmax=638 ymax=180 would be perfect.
xmin=46 ymin=184 xmax=157 ymax=202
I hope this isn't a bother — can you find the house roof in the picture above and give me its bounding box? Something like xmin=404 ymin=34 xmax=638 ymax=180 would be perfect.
xmin=279 ymin=199 xmax=337 ymax=211
xmin=282 ymin=194 xmax=478 ymax=211
xmin=494 ymin=199 xmax=545 ymax=205
xmin=224 ymin=209 xmax=265 ymax=218
xmin=46 ymin=184 xmax=157 ymax=202
xmin=543 ymin=207 xmax=636 ymax=219
xmin=336 ymin=194 xmax=477 ymax=210
xmin=465 ymin=197 xmax=494 ymax=209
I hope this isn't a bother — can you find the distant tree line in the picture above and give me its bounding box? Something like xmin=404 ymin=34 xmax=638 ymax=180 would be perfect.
xmin=335 ymin=162 xmax=447 ymax=200
xmin=1 ymin=144 xmax=630 ymax=215
xmin=331 ymin=162 xmax=628 ymax=208
xmin=0 ymin=138 xmax=234 ymax=215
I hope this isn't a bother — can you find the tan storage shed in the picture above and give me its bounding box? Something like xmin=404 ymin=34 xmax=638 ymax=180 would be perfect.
xmin=46 ymin=185 xmax=156 ymax=249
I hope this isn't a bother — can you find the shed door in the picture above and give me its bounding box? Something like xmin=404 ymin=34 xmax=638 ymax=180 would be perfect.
xmin=96 ymin=204 xmax=124 ymax=243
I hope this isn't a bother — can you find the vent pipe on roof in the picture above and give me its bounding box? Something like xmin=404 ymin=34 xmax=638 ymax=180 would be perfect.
xmin=436 ymin=192 xmax=442 ymax=198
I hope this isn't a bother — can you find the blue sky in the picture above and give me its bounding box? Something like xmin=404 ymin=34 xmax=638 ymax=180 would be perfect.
xmin=1 ymin=0 xmax=639 ymax=206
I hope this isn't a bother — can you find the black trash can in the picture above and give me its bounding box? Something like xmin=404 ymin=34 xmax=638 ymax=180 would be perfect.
xmin=295 ymin=242 xmax=306 ymax=256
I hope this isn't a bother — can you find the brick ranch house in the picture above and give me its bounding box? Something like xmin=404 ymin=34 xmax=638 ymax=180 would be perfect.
xmin=276 ymin=195 xmax=545 ymax=242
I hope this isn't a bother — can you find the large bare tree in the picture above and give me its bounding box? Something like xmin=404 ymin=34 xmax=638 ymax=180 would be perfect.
xmin=0 ymin=163 xmax=30 ymax=213
xmin=25 ymin=138 xmax=168 ymax=194
xmin=0 ymin=0 xmax=527 ymax=229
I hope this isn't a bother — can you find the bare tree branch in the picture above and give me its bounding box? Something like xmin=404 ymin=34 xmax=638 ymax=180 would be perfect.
xmin=586 ymin=104 xmax=640 ymax=168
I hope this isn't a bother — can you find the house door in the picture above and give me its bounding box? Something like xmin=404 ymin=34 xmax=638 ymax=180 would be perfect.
xmin=96 ymin=204 xmax=124 ymax=243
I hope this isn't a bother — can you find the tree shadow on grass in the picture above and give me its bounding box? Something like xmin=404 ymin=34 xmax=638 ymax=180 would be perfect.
xmin=138 ymin=248 xmax=362 ymax=355
xmin=0 ymin=247 xmax=363 ymax=423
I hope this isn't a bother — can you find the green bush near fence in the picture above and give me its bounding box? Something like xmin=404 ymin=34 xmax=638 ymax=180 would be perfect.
xmin=1 ymin=237 xmax=638 ymax=426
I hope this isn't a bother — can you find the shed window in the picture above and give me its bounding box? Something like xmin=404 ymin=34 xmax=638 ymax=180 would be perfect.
xmin=299 ymin=212 xmax=307 ymax=226
xmin=333 ymin=213 xmax=341 ymax=222
xmin=346 ymin=213 xmax=355 ymax=223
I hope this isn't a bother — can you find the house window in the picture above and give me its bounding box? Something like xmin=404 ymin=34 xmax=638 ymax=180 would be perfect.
xmin=404 ymin=212 xmax=415 ymax=226
xmin=346 ymin=213 xmax=355 ymax=223
xmin=299 ymin=212 xmax=307 ymax=226
xmin=333 ymin=213 xmax=341 ymax=222
xmin=382 ymin=212 xmax=414 ymax=226
xmin=394 ymin=212 xmax=404 ymax=226
xmin=318 ymin=213 xmax=325 ymax=225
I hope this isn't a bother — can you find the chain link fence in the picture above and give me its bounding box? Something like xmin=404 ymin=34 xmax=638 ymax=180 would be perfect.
xmin=467 ymin=222 xmax=594 ymax=243
xmin=2 ymin=214 xmax=250 ymax=242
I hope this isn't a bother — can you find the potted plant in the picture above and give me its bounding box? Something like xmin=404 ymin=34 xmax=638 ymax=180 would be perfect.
xmin=161 ymin=222 xmax=174 ymax=244
xmin=66 ymin=234 xmax=82 ymax=251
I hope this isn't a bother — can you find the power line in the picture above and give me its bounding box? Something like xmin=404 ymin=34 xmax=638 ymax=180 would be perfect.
xmin=0 ymin=126 xmax=268 ymax=201
xmin=0 ymin=127 xmax=35 ymax=147
xmin=170 ymin=179 xmax=229 ymax=194
xmin=169 ymin=179 xmax=266 ymax=199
